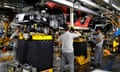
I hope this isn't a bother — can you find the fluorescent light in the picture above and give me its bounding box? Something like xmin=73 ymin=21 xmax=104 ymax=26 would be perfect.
xmin=52 ymin=0 xmax=73 ymax=7
xmin=103 ymin=0 xmax=109 ymax=3
xmin=73 ymin=26 xmax=89 ymax=30
xmin=79 ymin=0 xmax=110 ymax=12
xmin=80 ymin=0 xmax=97 ymax=7
xmin=3 ymin=3 xmax=15 ymax=9
xmin=112 ymin=4 xmax=120 ymax=11
xmin=4 ymin=5 xmax=15 ymax=9
xmin=92 ymin=69 xmax=111 ymax=72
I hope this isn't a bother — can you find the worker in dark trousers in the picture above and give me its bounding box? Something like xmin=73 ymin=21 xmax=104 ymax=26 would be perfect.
xmin=10 ymin=26 xmax=21 ymax=47
xmin=58 ymin=25 xmax=81 ymax=72
xmin=10 ymin=26 xmax=21 ymax=59
xmin=94 ymin=28 xmax=104 ymax=67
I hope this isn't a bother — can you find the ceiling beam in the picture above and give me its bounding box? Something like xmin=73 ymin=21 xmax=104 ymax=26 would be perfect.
xmin=51 ymin=0 xmax=100 ymax=16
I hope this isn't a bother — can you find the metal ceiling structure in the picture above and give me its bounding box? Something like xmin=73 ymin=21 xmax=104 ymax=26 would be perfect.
xmin=0 ymin=0 xmax=119 ymax=15
xmin=0 ymin=0 xmax=24 ymax=7
xmin=0 ymin=0 xmax=25 ymax=13
xmin=93 ymin=0 xmax=120 ymax=11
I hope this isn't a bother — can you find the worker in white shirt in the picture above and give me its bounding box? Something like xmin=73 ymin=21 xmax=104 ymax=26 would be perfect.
xmin=94 ymin=28 xmax=104 ymax=67
xmin=58 ymin=25 xmax=81 ymax=72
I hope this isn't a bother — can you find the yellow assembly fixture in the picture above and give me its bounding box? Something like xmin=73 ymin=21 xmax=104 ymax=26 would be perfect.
xmin=3 ymin=21 xmax=9 ymax=37
xmin=19 ymin=32 xmax=24 ymax=40
xmin=113 ymin=39 xmax=119 ymax=52
xmin=41 ymin=68 xmax=53 ymax=72
xmin=32 ymin=33 xmax=53 ymax=40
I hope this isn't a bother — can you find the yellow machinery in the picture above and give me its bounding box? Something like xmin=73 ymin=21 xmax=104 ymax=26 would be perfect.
xmin=113 ymin=38 xmax=119 ymax=52
xmin=0 ymin=21 xmax=10 ymax=47
xmin=0 ymin=21 xmax=14 ymax=62
xmin=18 ymin=33 xmax=53 ymax=72
xmin=31 ymin=33 xmax=53 ymax=40
xmin=75 ymin=51 xmax=90 ymax=65
xmin=74 ymin=37 xmax=90 ymax=65
xmin=3 ymin=21 xmax=9 ymax=37
xmin=41 ymin=68 xmax=53 ymax=72
xmin=32 ymin=34 xmax=53 ymax=72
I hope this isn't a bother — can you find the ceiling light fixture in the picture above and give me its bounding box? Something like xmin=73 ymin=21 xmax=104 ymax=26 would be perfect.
xmin=112 ymin=4 xmax=120 ymax=11
xmin=3 ymin=3 xmax=15 ymax=9
xmin=103 ymin=0 xmax=109 ymax=4
xmin=79 ymin=0 xmax=110 ymax=12
xmin=4 ymin=5 xmax=15 ymax=9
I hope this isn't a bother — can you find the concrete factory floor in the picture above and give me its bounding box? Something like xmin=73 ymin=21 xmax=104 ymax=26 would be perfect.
xmin=53 ymin=49 xmax=120 ymax=72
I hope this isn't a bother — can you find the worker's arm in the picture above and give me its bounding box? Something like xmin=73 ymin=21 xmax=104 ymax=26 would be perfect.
xmin=9 ymin=32 xmax=17 ymax=40
xmin=72 ymin=31 xmax=81 ymax=38
xmin=56 ymin=36 xmax=62 ymax=48
xmin=9 ymin=33 xmax=14 ymax=40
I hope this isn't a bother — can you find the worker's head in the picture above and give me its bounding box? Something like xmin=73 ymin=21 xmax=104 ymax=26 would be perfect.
xmin=95 ymin=28 xmax=101 ymax=34
xmin=64 ymin=25 xmax=69 ymax=31
xmin=16 ymin=26 xmax=21 ymax=32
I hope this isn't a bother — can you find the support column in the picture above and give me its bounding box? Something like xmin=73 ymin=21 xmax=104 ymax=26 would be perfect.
xmin=70 ymin=3 xmax=74 ymax=26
